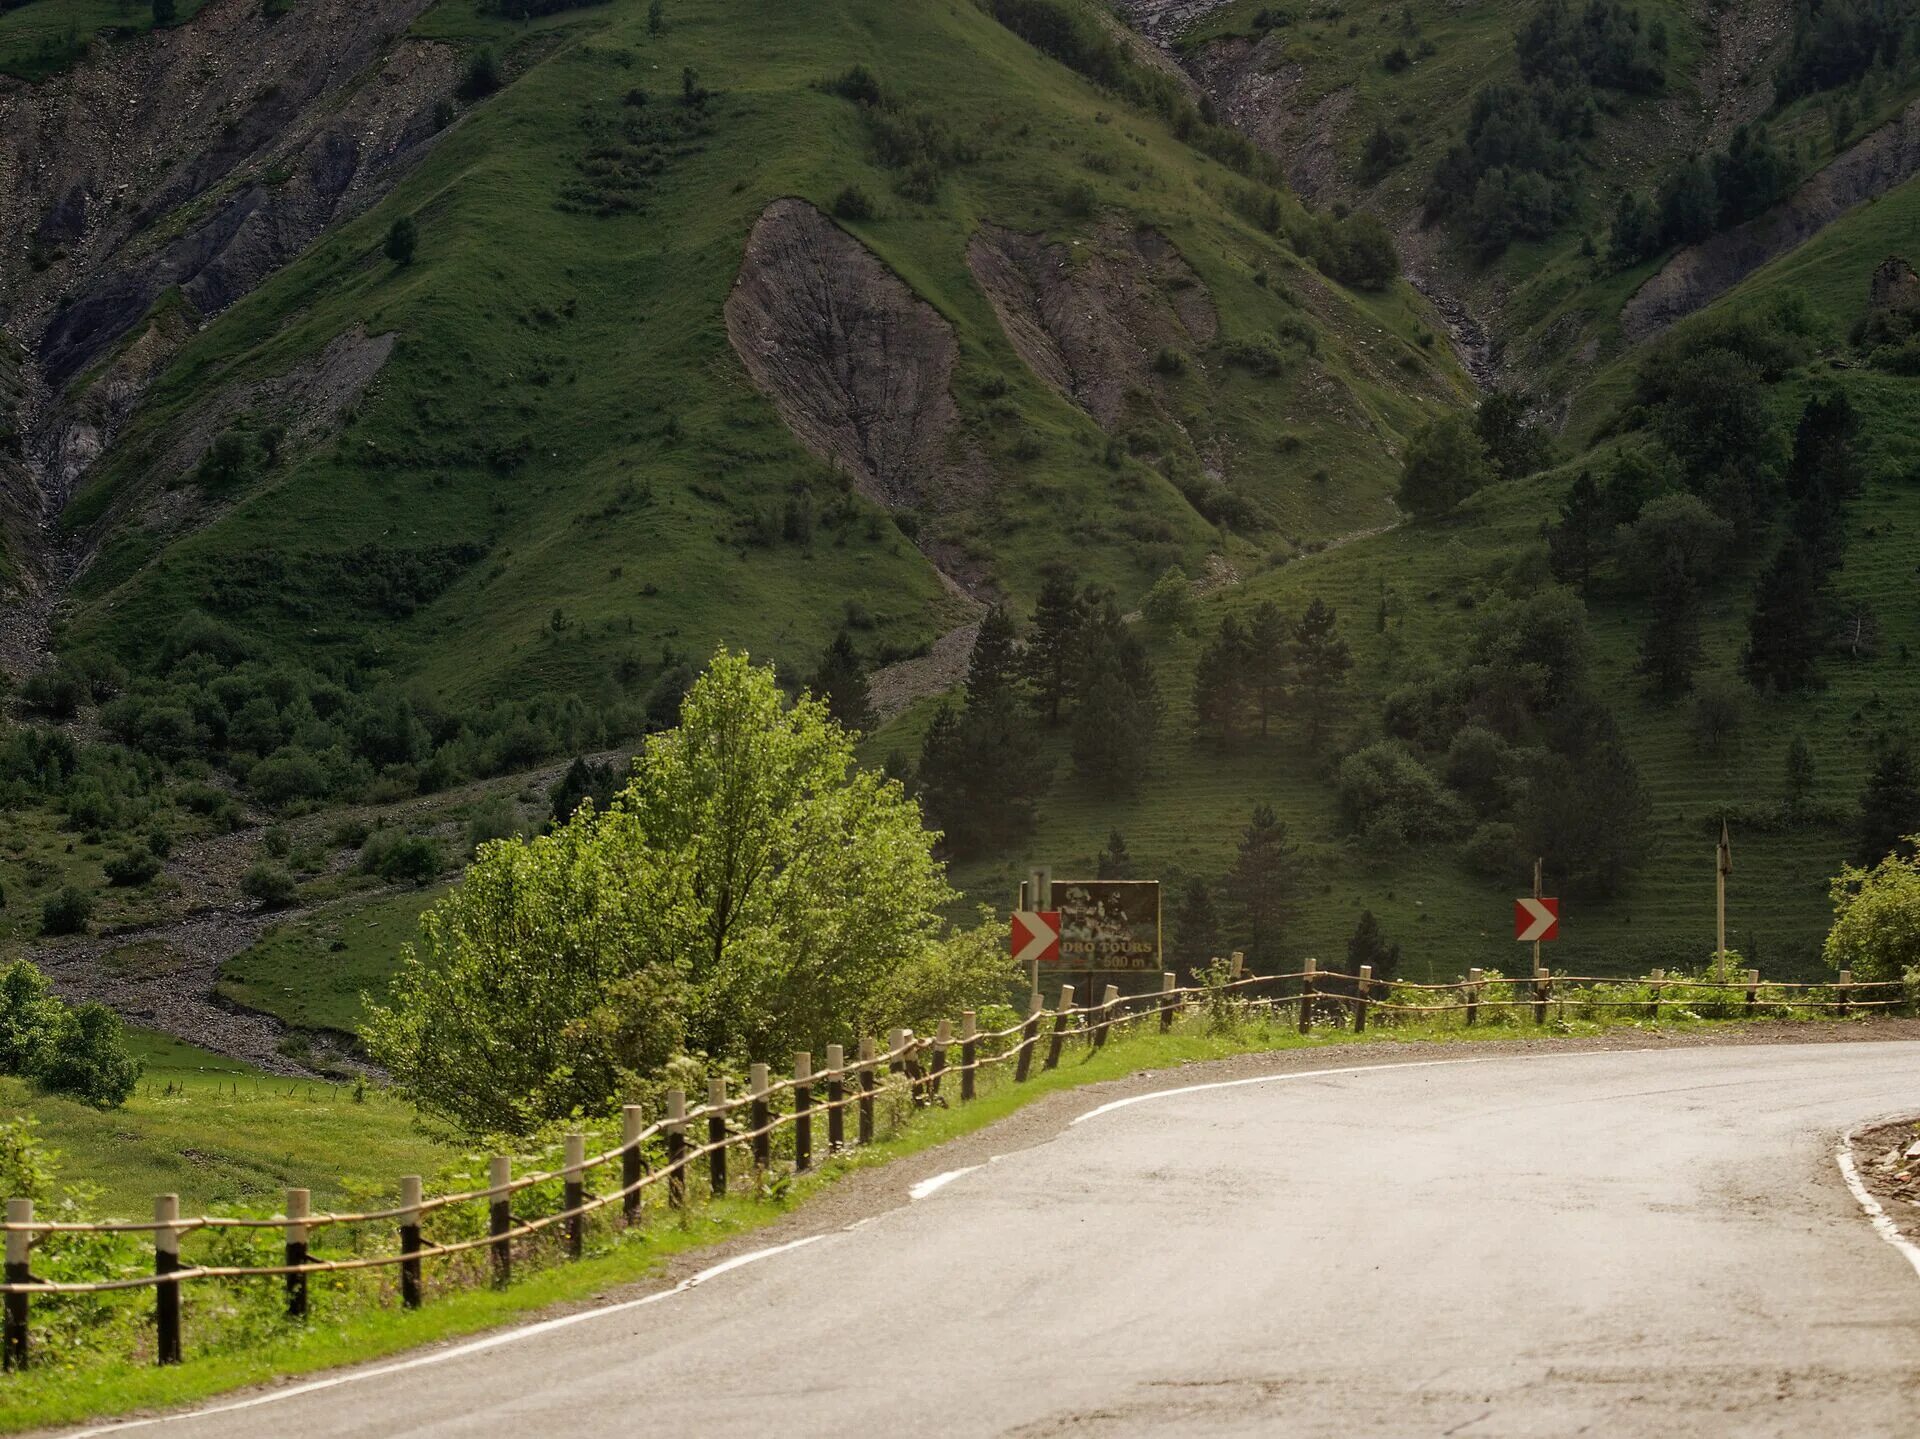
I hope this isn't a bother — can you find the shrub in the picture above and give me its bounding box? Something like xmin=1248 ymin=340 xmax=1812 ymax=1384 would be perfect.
xmin=1336 ymin=741 xmax=1464 ymax=843
xmin=104 ymin=850 xmax=162 ymax=887
xmin=832 ymin=183 xmax=876 ymax=221
xmin=460 ymin=47 xmax=503 ymax=101
xmin=1463 ymin=820 xmax=1523 ymax=879
xmin=358 ymin=829 xmax=444 ymax=885
xmin=36 ymin=1004 xmax=141 ymax=1108
xmin=1824 ymin=845 xmax=1920 ymax=984
xmin=40 ymin=887 xmax=93 ymax=937
xmin=241 ymin=863 xmax=298 ymax=908
xmin=384 ymin=215 xmax=418 ymax=265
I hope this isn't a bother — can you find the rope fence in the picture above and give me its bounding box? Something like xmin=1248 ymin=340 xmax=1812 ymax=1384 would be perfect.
xmin=0 ymin=958 xmax=1907 ymax=1369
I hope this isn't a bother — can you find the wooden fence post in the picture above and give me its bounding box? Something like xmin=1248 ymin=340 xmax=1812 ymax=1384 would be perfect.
xmin=1160 ymin=971 xmax=1176 ymax=1033
xmin=564 ymin=1134 xmax=587 ymax=1258
xmin=1533 ymin=967 xmax=1550 ymax=1025
xmin=284 ymin=1188 xmax=310 ymax=1320
xmin=665 ymin=1090 xmax=687 ymax=1209
xmin=1094 ymin=986 xmax=1119 ymax=1050
xmin=1838 ymin=969 xmax=1852 ymax=1018
xmin=1648 ymin=969 xmax=1664 ymax=1020
xmin=621 ymin=1106 xmax=644 ymax=1227
xmin=888 ymin=1029 xmax=906 ymax=1076
xmin=824 ymin=1049 xmax=845 ymax=1152
xmin=488 ymin=1157 xmax=512 ymax=1288
xmin=706 ymin=1079 xmax=728 ymax=1200
xmin=399 ymin=1175 xmax=424 ymax=1310
xmin=1230 ymin=951 xmax=1244 ymax=981
xmin=4 ymin=1197 xmax=29 ymax=1371
xmin=1299 ymin=959 xmax=1317 ymax=1034
xmin=750 ymin=1065 xmax=772 ymax=1169
xmin=1014 ymin=993 xmax=1042 ymax=1083
xmin=960 ymin=1012 xmax=977 ymax=1102
xmin=932 ymin=1020 xmax=951 ymax=1096
xmin=154 ymin=1194 xmax=182 ymax=1365
xmin=1745 ymin=968 xmax=1760 ymax=1016
xmin=793 ymin=1053 xmax=813 ymax=1173
xmin=858 ymin=1038 xmax=877 ymax=1144
xmin=1045 ymin=985 xmax=1074 ymax=1071
xmin=1465 ymin=969 xmax=1482 ymax=1028
xmin=1355 ymin=965 xmax=1372 ymax=1033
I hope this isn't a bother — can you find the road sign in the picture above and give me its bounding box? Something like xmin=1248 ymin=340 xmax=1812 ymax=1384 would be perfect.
xmin=1011 ymin=910 xmax=1061 ymax=968
xmin=1514 ymin=897 xmax=1560 ymax=943
xmin=1051 ymin=880 xmax=1162 ymax=972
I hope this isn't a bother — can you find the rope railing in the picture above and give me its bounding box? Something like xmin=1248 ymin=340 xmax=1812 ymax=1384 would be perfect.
xmin=0 ymin=958 xmax=1907 ymax=1371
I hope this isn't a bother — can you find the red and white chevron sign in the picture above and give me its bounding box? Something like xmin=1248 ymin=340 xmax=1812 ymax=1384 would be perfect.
xmin=1011 ymin=909 xmax=1061 ymax=968
xmin=1514 ymin=897 xmax=1560 ymax=943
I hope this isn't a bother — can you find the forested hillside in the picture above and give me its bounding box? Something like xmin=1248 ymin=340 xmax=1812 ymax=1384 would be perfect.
xmin=2 ymin=0 xmax=1919 ymax=1081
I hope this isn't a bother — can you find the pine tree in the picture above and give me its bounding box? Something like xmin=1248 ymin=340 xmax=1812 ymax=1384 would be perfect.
xmin=1169 ymin=877 xmax=1221 ymax=977
xmin=967 ymin=605 xmax=1020 ymax=701
xmin=1237 ymin=602 xmax=1288 ymax=739
xmin=1637 ymin=555 xmax=1702 ymax=700
xmin=1097 ymin=830 xmax=1133 ymax=880
xmin=1289 ymin=598 xmax=1353 ymax=745
xmin=1023 ymin=567 xmax=1085 ymax=725
xmin=1222 ymin=803 xmax=1300 ymax=969
xmin=1787 ymin=390 xmax=1862 ymax=572
xmin=1346 ymin=910 xmax=1402 ymax=985
xmin=1192 ymin=614 xmax=1252 ymax=743
xmin=1544 ymin=468 xmax=1607 ymax=588
xmin=810 ymin=631 xmax=874 ymax=733
xmin=384 ymin=216 xmax=418 ymax=266
xmin=1657 ymin=157 xmax=1717 ymax=245
xmin=1070 ymin=598 xmax=1160 ymax=791
xmin=1741 ymin=537 xmax=1830 ymax=693
xmin=1856 ymin=742 xmax=1920 ymax=865
xmin=1781 ymin=735 xmax=1816 ymax=821
xmin=916 ymin=689 xmax=1044 ymax=857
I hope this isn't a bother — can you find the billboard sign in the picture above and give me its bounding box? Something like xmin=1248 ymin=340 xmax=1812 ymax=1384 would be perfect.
xmin=1050 ymin=880 xmax=1162 ymax=972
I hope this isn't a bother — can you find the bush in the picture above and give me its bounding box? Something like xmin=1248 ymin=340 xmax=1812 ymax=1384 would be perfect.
xmin=1824 ymin=844 xmax=1920 ymax=984
xmin=832 ymin=184 xmax=876 ymax=221
xmin=241 ymin=863 xmax=298 ymax=908
xmin=384 ymin=215 xmax=418 ymax=265
xmin=36 ymin=1004 xmax=141 ymax=1108
xmin=460 ymin=47 xmax=503 ymax=101
xmin=40 ymin=887 xmax=93 ymax=937
xmin=1463 ymin=820 xmax=1523 ymax=879
xmin=104 ymin=850 xmax=162 ymax=887
xmin=358 ymin=829 xmax=444 ymax=885
xmin=1337 ymin=742 xmax=1465 ymax=843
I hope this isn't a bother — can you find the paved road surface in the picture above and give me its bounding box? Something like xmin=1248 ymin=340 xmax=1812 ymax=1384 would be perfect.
xmin=81 ymin=1042 xmax=1920 ymax=1437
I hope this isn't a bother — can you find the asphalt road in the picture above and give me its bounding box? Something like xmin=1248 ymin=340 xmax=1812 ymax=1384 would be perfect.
xmin=82 ymin=1041 xmax=1920 ymax=1437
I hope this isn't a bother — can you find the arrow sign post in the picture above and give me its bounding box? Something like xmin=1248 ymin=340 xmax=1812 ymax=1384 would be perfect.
xmin=1011 ymin=910 xmax=1061 ymax=979
xmin=1514 ymin=897 xmax=1560 ymax=944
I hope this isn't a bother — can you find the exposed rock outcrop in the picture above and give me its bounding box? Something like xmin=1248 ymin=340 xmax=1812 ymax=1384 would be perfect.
xmin=1622 ymin=98 xmax=1920 ymax=340
xmin=1182 ymin=39 xmax=1352 ymax=202
xmin=725 ymin=198 xmax=984 ymax=515
xmin=966 ymin=221 xmax=1216 ymax=432
xmin=1868 ymin=255 xmax=1920 ymax=316
xmin=1108 ymin=0 xmax=1239 ymax=45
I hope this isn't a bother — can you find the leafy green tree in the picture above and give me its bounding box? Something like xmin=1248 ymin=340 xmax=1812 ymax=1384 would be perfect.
xmin=1192 ymin=613 xmax=1252 ymax=743
xmin=0 ymin=960 xmax=60 ymax=1075
xmin=1609 ymin=188 xmax=1662 ymax=263
xmin=366 ymin=651 xmax=954 ymax=1132
xmin=1222 ymin=803 xmax=1300 ymax=969
xmin=1823 ymin=844 xmax=1920 ymax=983
xmin=1519 ymin=711 xmax=1649 ymax=897
xmin=1544 ymin=468 xmax=1607 ymax=588
xmin=1788 ymin=389 xmax=1863 ymax=570
xmin=460 ymin=47 xmax=503 ymax=101
xmin=810 ymin=631 xmax=875 ymax=733
xmin=36 ymin=1004 xmax=140 ymax=1109
xmin=39 ymin=886 xmax=92 ymax=937
xmin=1856 ymin=741 xmax=1920 ymax=865
xmin=1397 ymin=412 xmax=1492 ymax=518
xmin=1169 ymin=877 xmax=1221 ymax=976
xmin=1712 ymin=123 xmax=1791 ymax=227
xmin=1097 ymin=830 xmax=1133 ymax=880
xmin=1023 ymin=566 xmax=1085 ymax=724
xmin=1621 ymin=492 xmax=1731 ymax=591
xmin=1475 ymin=389 xmax=1553 ymax=480
xmin=384 ymin=215 xmax=418 ymax=265
xmin=1357 ymin=122 xmax=1410 ymax=183
xmin=1289 ymin=597 xmax=1352 ymax=744
xmin=1141 ymin=566 xmax=1198 ymax=633
xmin=1741 ymin=536 xmax=1830 ymax=693
xmin=1653 ymin=347 xmax=1783 ymax=535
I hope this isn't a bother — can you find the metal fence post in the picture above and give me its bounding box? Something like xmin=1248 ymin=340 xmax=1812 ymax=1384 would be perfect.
xmin=706 ymin=1079 xmax=728 ymax=1200
xmin=284 ymin=1188 xmax=310 ymax=1320
xmin=960 ymin=1012 xmax=977 ymax=1102
xmin=858 ymin=1038 xmax=877 ymax=1144
xmin=399 ymin=1175 xmax=424 ymax=1309
xmin=665 ymin=1090 xmax=687 ymax=1209
xmin=564 ymin=1133 xmax=587 ymax=1258
xmin=154 ymin=1194 xmax=182 ymax=1365
xmin=1014 ymin=993 xmax=1041 ymax=1083
xmin=793 ymin=1053 xmax=813 ymax=1173
xmin=621 ymin=1105 xmax=645 ymax=1227
xmin=1046 ymin=985 xmax=1074 ymax=1070
xmin=4 ymin=1198 xmax=29 ymax=1371
xmin=1465 ymin=968 xmax=1482 ymax=1028
xmin=488 ymin=1157 xmax=512 ymax=1288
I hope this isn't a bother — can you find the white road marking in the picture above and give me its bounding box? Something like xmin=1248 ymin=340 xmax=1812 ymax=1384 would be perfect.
xmin=58 ymin=1234 xmax=830 ymax=1438
xmin=1837 ymin=1119 xmax=1920 ymax=1282
xmin=908 ymin=1166 xmax=981 ymax=1200
xmin=1068 ymin=1056 xmax=1497 ymax=1124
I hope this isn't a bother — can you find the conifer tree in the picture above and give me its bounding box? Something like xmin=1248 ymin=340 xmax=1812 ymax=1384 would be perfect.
xmin=1097 ymin=830 xmax=1133 ymax=880
xmin=1637 ymin=555 xmax=1702 ymax=699
xmin=1741 ymin=537 xmax=1830 ymax=693
xmin=1170 ymin=877 xmax=1222 ymax=977
xmin=1787 ymin=390 xmax=1862 ymax=572
xmin=967 ymin=604 xmax=1020 ymax=701
xmin=1246 ymin=602 xmax=1290 ymax=739
xmin=811 ymin=631 xmax=874 ymax=733
xmin=1544 ymin=468 xmax=1607 ymax=588
xmin=1290 ymin=598 xmax=1353 ymax=745
xmin=1070 ymin=597 xmax=1160 ymax=791
xmin=1222 ymin=803 xmax=1300 ymax=969
xmin=1781 ymin=735 xmax=1816 ymax=821
xmin=1346 ymin=909 xmax=1402 ymax=985
xmin=1856 ymin=741 xmax=1920 ymax=865
xmin=1024 ymin=567 xmax=1085 ymax=725
xmin=1193 ymin=613 xmax=1252 ymax=743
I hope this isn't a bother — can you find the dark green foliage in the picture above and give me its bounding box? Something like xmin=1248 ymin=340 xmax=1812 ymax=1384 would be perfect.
xmin=648 ymin=0 xmax=664 ymax=34
xmin=1289 ymin=597 xmax=1353 ymax=744
xmin=1246 ymin=602 xmax=1291 ymax=740
xmin=550 ymin=754 xmax=618 ymax=823
xmin=1221 ymin=803 xmax=1301 ymax=968
xmin=1426 ymin=69 xmax=1596 ymax=253
xmin=1856 ymin=740 xmax=1920 ymax=863
xmin=1346 ymin=909 xmax=1402 ymax=984
xmin=194 ymin=431 xmax=256 ymax=496
xmin=489 ymin=0 xmax=610 ymax=16
xmin=1657 ymin=158 xmax=1718 ymax=246
xmin=40 ymin=886 xmax=93 ymax=936
xmin=20 ymin=668 xmax=83 ymax=720
xmin=384 ymin=215 xmax=418 ymax=265
xmin=1782 ymin=735 xmax=1819 ymax=821
xmin=1649 ymin=347 xmax=1783 ymax=536
xmin=1023 ymin=566 xmax=1086 ymax=725
xmin=35 ymin=1003 xmax=141 ymax=1109
xmin=1288 ymin=209 xmax=1400 ymax=290
xmin=1519 ymin=701 xmax=1650 ymax=897
xmin=460 ymin=48 xmax=503 ymax=102
xmin=832 ymin=183 xmax=876 ymax=221
xmin=1544 ymin=468 xmax=1606 ymax=588
xmin=811 ymin=631 xmax=875 ymax=734
xmin=1609 ymin=188 xmax=1662 ymax=263
xmin=1193 ymin=613 xmax=1253 ymax=743
xmin=241 ymin=863 xmax=298 ymax=907
xmin=358 ymin=829 xmax=444 ymax=884
xmin=1776 ymin=0 xmax=1915 ymax=99
xmin=917 ymin=681 xmax=1045 ymax=858
xmin=103 ymin=849 xmax=162 ymax=887
xmin=1070 ymin=595 xmax=1161 ymax=791
xmin=1357 ymin=122 xmax=1410 ymax=183
xmin=1515 ymin=0 xmax=1666 ymax=93
xmin=1169 ymin=877 xmax=1221 ymax=975
xmin=1097 ymin=829 xmax=1133 ymax=879
xmin=1742 ymin=537 xmax=1832 ymax=693
xmin=968 ymin=605 xmax=1020 ymax=700
xmin=1336 ymin=741 xmax=1462 ymax=842
xmin=1475 ymin=389 xmax=1554 ymax=480
xmin=1787 ymin=389 xmax=1864 ymax=569
xmin=152 ymin=0 xmax=177 ymax=23
xmin=1711 ymin=124 xmax=1792 ymax=228
xmin=1397 ymin=412 xmax=1492 ymax=518
xmin=1637 ymin=556 xmax=1703 ymax=699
